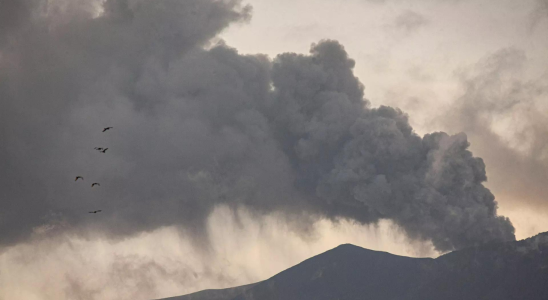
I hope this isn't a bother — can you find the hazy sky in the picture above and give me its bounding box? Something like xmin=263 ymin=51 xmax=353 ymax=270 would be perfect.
xmin=0 ymin=0 xmax=547 ymax=299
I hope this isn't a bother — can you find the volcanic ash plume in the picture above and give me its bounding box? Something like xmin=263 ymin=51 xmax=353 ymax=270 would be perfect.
xmin=0 ymin=0 xmax=514 ymax=252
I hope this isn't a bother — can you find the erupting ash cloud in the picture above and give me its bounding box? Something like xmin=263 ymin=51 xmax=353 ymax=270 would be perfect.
xmin=0 ymin=0 xmax=514 ymax=252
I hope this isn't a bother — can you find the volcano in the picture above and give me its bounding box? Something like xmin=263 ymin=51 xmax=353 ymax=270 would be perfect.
xmin=159 ymin=232 xmax=548 ymax=300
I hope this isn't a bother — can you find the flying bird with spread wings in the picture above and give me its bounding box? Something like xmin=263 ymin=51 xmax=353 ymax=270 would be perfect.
xmin=88 ymin=210 xmax=102 ymax=214
xmin=91 ymin=183 xmax=100 ymax=187
xmin=102 ymin=127 xmax=113 ymax=132
xmin=75 ymin=176 xmax=83 ymax=181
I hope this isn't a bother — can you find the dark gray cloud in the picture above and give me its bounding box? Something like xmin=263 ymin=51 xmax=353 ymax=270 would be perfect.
xmin=0 ymin=0 xmax=254 ymax=246
xmin=0 ymin=0 xmax=31 ymax=39
xmin=0 ymin=0 xmax=514 ymax=252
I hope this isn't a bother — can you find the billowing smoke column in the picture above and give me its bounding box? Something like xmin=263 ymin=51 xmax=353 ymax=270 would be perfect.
xmin=0 ymin=0 xmax=514 ymax=252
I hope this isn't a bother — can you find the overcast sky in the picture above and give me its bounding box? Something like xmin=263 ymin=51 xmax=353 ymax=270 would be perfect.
xmin=1 ymin=0 xmax=547 ymax=299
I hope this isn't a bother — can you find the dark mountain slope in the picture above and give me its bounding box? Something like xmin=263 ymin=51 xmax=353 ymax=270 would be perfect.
xmin=159 ymin=232 xmax=548 ymax=300
xmin=160 ymin=283 xmax=256 ymax=300
xmin=408 ymin=232 xmax=548 ymax=300
xmin=231 ymin=244 xmax=434 ymax=300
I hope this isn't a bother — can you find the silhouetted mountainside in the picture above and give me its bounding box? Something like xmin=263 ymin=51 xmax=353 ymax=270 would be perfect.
xmin=160 ymin=283 xmax=256 ymax=300
xmin=416 ymin=231 xmax=548 ymax=300
xmin=159 ymin=232 xmax=548 ymax=300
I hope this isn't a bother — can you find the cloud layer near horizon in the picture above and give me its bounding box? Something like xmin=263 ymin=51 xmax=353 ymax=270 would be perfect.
xmin=0 ymin=0 xmax=515 ymax=254
xmin=0 ymin=207 xmax=437 ymax=300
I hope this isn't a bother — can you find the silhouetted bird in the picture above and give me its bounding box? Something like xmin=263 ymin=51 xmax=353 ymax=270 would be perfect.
xmin=102 ymin=127 xmax=113 ymax=132
xmin=100 ymin=148 xmax=108 ymax=153
xmin=94 ymin=147 xmax=104 ymax=151
xmin=91 ymin=183 xmax=100 ymax=187
xmin=75 ymin=176 xmax=83 ymax=181
xmin=88 ymin=210 xmax=102 ymax=214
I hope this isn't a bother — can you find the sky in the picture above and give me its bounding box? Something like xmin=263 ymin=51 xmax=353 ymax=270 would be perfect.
xmin=0 ymin=0 xmax=547 ymax=299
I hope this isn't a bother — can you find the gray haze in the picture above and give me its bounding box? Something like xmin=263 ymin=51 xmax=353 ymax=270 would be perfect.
xmin=439 ymin=48 xmax=548 ymax=210
xmin=0 ymin=0 xmax=514 ymax=252
xmin=391 ymin=10 xmax=429 ymax=34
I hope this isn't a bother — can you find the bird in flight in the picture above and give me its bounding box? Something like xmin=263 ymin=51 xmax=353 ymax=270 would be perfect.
xmin=102 ymin=127 xmax=113 ymax=132
xmin=75 ymin=176 xmax=83 ymax=181
xmin=91 ymin=183 xmax=100 ymax=187
xmin=89 ymin=210 xmax=102 ymax=214
xmin=94 ymin=147 xmax=104 ymax=151
xmin=100 ymin=148 xmax=108 ymax=153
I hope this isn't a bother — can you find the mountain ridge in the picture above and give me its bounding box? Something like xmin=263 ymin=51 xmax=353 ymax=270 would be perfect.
xmin=159 ymin=232 xmax=548 ymax=300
